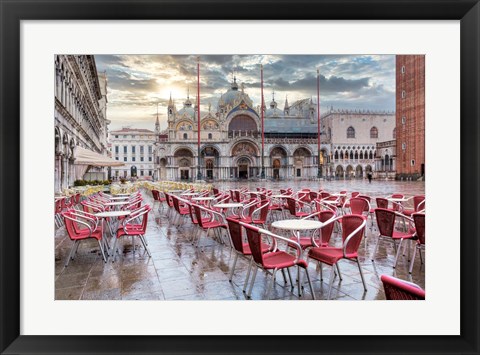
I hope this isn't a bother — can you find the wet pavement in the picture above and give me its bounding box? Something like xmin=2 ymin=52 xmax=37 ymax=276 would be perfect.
xmin=55 ymin=179 xmax=425 ymax=300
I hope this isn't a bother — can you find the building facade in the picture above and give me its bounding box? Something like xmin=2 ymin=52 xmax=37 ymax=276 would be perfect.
xmin=54 ymin=55 xmax=110 ymax=192
xmin=395 ymin=55 xmax=425 ymax=180
xmin=154 ymin=78 xmax=395 ymax=181
xmin=109 ymin=128 xmax=156 ymax=179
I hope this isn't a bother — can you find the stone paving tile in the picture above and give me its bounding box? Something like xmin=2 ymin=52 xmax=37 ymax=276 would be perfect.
xmin=55 ymin=181 xmax=425 ymax=301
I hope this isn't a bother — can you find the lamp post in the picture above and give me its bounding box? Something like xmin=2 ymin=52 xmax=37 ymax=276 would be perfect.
xmin=260 ymin=64 xmax=265 ymax=179
xmin=317 ymin=68 xmax=322 ymax=178
xmin=196 ymin=56 xmax=202 ymax=181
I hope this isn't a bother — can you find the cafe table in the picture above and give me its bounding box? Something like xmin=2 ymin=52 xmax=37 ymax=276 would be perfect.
xmin=271 ymin=218 xmax=324 ymax=295
xmin=94 ymin=210 xmax=132 ymax=257
xmin=212 ymin=202 xmax=244 ymax=218
xmin=109 ymin=196 xmax=130 ymax=201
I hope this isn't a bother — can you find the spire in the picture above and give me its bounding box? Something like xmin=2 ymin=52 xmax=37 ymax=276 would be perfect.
xmin=168 ymin=92 xmax=173 ymax=106
xmin=231 ymin=75 xmax=238 ymax=91
xmin=155 ymin=102 xmax=160 ymax=134
xmin=284 ymin=94 xmax=289 ymax=109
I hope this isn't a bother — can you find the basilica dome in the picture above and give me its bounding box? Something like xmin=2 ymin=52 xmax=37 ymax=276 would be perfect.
xmin=265 ymin=99 xmax=284 ymax=118
xmin=177 ymin=97 xmax=195 ymax=118
xmin=218 ymin=77 xmax=253 ymax=110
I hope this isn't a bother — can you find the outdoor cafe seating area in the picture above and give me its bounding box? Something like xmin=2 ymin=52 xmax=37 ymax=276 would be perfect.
xmin=54 ymin=182 xmax=425 ymax=301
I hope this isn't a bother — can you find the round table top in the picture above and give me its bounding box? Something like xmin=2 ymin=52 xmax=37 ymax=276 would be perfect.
xmin=332 ymin=193 xmax=347 ymax=196
xmin=387 ymin=197 xmax=409 ymax=202
xmin=109 ymin=196 xmax=130 ymax=200
xmin=321 ymin=199 xmax=338 ymax=204
xmin=272 ymin=219 xmax=323 ymax=231
xmin=112 ymin=193 xmax=132 ymax=196
xmin=95 ymin=210 xmax=131 ymax=218
xmin=213 ymin=203 xmax=243 ymax=209
xmin=271 ymin=194 xmax=290 ymax=199
xmin=247 ymin=191 xmax=262 ymax=194
xmin=104 ymin=201 xmax=130 ymax=206
xmin=181 ymin=192 xmax=199 ymax=196
xmin=192 ymin=196 xmax=215 ymax=201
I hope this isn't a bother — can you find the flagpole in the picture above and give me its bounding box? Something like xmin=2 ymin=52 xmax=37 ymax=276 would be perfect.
xmin=317 ymin=68 xmax=322 ymax=178
xmin=260 ymin=64 xmax=265 ymax=179
xmin=197 ymin=56 xmax=202 ymax=181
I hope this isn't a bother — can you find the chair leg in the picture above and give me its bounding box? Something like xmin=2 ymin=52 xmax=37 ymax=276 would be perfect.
xmin=336 ymin=263 xmax=343 ymax=281
xmin=111 ymin=238 xmax=118 ymax=262
xmin=393 ymin=239 xmax=403 ymax=269
xmin=229 ymin=253 xmax=238 ymax=282
xmin=265 ymin=269 xmax=277 ymax=299
xmin=371 ymin=236 xmax=380 ymax=262
xmin=356 ymin=258 xmax=367 ymax=291
xmin=304 ymin=267 xmax=315 ymax=300
xmin=327 ymin=266 xmax=336 ymax=300
xmin=319 ymin=261 xmax=323 ymax=281
xmin=65 ymin=240 xmax=78 ymax=267
xmin=139 ymin=235 xmax=151 ymax=257
xmin=409 ymin=246 xmax=417 ymax=274
xmin=280 ymin=269 xmax=288 ymax=285
xmin=243 ymin=259 xmax=253 ymax=292
xmin=247 ymin=266 xmax=258 ymax=299
xmin=97 ymin=240 xmax=107 ymax=263
xmin=286 ymin=268 xmax=294 ymax=289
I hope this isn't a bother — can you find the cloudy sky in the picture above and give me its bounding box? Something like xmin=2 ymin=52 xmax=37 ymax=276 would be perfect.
xmin=95 ymin=54 xmax=395 ymax=131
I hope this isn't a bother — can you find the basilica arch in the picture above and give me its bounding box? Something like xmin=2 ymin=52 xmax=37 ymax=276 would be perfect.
xmin=231 ymin=141 xmax=259 ymax=179
xmin=293 ymin=147 xmax=313 ymax=179
xmin=200 ymin=145 xmax=220 ymax=180
xmin=227 ymin=112 xmax=259 ymax=139
xmin=174 ymin=147 xmax=194 ymax=180
xmin=269 ymin=145 xmax=288 ymax=180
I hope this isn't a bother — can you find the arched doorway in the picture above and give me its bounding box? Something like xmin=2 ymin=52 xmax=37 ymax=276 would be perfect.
xmin=270 ymin=146 xmax=287 ymax=180
xmin=346 ymin=165 xmax=354 ymax=179
xmin=174 ymin=148 xmax=194 ymax=180
xmin=131 ymin=166 xmax=137 ymax=177
xmin=201 ymin=146 xmax=220 ymax=180
xmin=355 ymin=165 xmax=363 ymax=178
xmin=231 ymin=141 xmax=259 ymax=178
xmin=293 ymin=147 xmax=312 ymax=178
xmin=336 ymin=165 xmax=344 ymax=179
xmin=237 ymin=157 xmax=250 ymax=179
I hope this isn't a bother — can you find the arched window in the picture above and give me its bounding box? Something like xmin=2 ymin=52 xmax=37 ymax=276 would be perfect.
xmin=349 ymin=151 xmax=353 ymax=160
xmin=370 ymin=126 xmax=378 ymax=138
xmin=354 ymin=151 xmax=359 ymax=160
xmin=183 ymin=133 xmax=188 ymax=140
xmin=340 ymin=151 xmax=344 ymax=159
xmin=369 ymin=151 xmax=373 ymax=160
xmin=359 ymin=151 xmax=364 ymax=160
xmin=208 ymin=133 xmax=212 ymax=140
xmin=334 ymin=151 xmax=339 ymax=160
xmin=347 ymin=126 xmax=355 ymax=138
xmin=393 ymin=127 xmax=396 ymax=139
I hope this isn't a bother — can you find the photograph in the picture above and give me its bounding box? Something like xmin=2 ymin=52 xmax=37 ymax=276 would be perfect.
xmin=54 ymin=54 xmax=425 ymax=301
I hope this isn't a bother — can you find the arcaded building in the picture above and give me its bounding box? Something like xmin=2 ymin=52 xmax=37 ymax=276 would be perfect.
xmin=395 ymin=55 xmax=425 ymax=180
xmin=154 ymin=78 xmax=395 ymax=181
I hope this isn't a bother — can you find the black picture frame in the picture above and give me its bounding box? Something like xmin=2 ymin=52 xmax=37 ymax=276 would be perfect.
xmin=1 ymin=0 xmax=479 ymax=354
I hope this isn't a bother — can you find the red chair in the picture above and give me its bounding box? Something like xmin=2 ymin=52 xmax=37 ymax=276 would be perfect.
xmin=171 ymin=195 xmax=190 ymax=226
xmin=348 ymin=197 xmax=370 ymax=217
xmin=285 ymin=197 xmax=311 ymax=218
xmin=409 ymin=213 xmax=425 ymax=274
xmin=192 ymin=204 xmax=229 ymax=249
xmin=372 ymin=208 xmax=416 ymax=268
xmin=62 ymin=210 xmax=107 ymax=266
xmin=403 ymin=196 xmax=426 ymax=216
xmin=375 ymin=197 xmax=389 ymax=209
xmin=307 ymin=215 xmax=367 ymax=299
xmin=163 ymin=192 xmax=175 ymax=218
xmin=241 ymin=200 xmax=270 ymax=228
xmin=381 ymin=275 xmax=425 ymax=300
xmin=55 ymin=198 xmax=64 ymax=228
xmin=240 ymin=222 xmax=315 ymax=299
xmin=226 ymin=217 xmax=272 ymax=290
xmin=112 ymin=205 xmax=152 ymax=261
xmin=287 ymin=210 xmax=336 ymax=250
xmin=151 ymin=189 xmax=166 ymax=212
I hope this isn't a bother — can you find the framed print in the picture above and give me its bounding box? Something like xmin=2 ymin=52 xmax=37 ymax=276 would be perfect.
xmin=1 ymin=0 xmax=479 ymax=354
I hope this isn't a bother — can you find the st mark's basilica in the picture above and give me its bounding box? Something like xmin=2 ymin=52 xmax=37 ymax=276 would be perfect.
xmin=154 ymin=77 xmax=396 ymax=181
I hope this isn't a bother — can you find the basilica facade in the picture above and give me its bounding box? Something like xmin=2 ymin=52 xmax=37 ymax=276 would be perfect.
xmin=154 ymin=78 xmax=395 ymax=181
